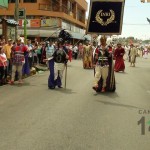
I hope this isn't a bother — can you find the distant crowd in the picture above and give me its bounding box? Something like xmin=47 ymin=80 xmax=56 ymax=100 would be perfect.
xmin=0 ymin=35 xmax=149 ymax=86
xmin=0 ymin=36 xmax=85 ymax=86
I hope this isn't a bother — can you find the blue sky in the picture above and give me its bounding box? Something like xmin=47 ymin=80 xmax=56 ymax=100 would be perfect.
xmin=86 ymin=0 xmax=150 ymax=40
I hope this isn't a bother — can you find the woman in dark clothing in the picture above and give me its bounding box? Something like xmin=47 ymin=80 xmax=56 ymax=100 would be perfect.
xmin=41 ymin=42 xmax=46 ymax=65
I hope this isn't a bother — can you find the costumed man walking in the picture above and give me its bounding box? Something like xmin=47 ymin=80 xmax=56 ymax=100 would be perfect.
xmin=129 ymin=44 xmax=137 ymax=67
xmin=53 ymin=39 xmax=69 ymax=88
xmin=83 ymin=41 xmax=93 ymax=69
xmin=114 ymin=43 xmax=125 ymax=72
xmin=46 ymin=29 xmax=71 ymax=89
xmin=93 ymin=36 xmax=116 ymax=92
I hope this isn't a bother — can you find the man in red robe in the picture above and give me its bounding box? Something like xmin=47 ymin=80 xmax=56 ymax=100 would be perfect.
xmin=114 ymin=43 xmax=125 ymax=72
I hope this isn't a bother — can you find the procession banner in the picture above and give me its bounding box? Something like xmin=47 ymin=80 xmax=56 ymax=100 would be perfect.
xmin=87 ymin=0 xmax=125 ymax=35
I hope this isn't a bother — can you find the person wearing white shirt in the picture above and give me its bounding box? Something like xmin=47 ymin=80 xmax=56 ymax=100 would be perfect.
xmin=0 ymin=47 xmax=7 ymax=85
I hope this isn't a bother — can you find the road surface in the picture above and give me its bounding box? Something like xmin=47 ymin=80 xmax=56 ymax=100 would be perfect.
xmin=0 ymin=56 xmax=150 ymax=150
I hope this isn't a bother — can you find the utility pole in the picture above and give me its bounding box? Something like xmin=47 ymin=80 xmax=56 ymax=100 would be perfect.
xmin=24 ymin=10 xmax=27 ymax=44
xmin=15 ymin=0 xmax=19 ymax=40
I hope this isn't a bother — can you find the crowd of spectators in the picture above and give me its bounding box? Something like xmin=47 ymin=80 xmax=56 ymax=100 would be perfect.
xmin=0 ymin=36 xmax=86 ymax=86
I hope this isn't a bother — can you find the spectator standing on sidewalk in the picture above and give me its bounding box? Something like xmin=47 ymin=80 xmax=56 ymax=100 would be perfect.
xmin=9 ymin=38 xmax=28 ymax=84
xmin=26 ymin=39 xmax=34 ymax=69
xmin=41 ymin=42 xmax=46 ymax=65
xmin=73 ymin=45 xmax=78 ymax=60
xmin=3 ymin=39 xmax=13 ymax=76
xmin=0 ymin=46 xmax=7 ymax=86
xmin=37 ymin=43 xmax=42 ymax=64
xmin=78 ymin=43 xmax=83 ymax=59
xmin=46 ymin=41 xmax=55 ymax=68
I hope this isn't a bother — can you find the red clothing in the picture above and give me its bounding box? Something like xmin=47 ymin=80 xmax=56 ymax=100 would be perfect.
xmin=0 ymin=54 xmax=7 ymax=67
xmin=108 ymin=47 xmax=113 ymax=53
xmin=12 ymin=44 xmax=28 ymax=65
xmin=68 ymin=50 xmax=72 ymax=62
xmin=65 ymin=44 xmax=72 ymax=62
xmin=12 ymin=45 xmax=27 ymax=52
xmin=114 ymin=48 xmax=125 ymax=72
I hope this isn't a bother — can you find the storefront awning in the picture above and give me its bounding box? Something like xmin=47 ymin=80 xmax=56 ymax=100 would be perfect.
xmin=0 ymin=28 xmax=91 ymax=41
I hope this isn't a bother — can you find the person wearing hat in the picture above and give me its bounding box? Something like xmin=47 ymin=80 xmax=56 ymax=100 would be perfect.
xmin=52 ymin=38 xmax=69 ymax=88
xmin=114 ymin=43 xmax=125 ymax=72
xmin=9 ymin=38 xmax=28 ymax=84
xmin=93 ymin=36 xmax=116 ymax=92
xmin=3 ymin=39 xmax=13 ymax=76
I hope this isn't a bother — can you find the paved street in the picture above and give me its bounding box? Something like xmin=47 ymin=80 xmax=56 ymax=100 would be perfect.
xmin=0 ymin=57 xmax=150 ymax=150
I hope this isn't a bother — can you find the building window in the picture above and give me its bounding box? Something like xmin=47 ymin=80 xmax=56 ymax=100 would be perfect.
xmin=68 ymin=1 xmax=73 ymax=12
xmin=26 ymin=16 xmax=35 ymax=19
xmin=4 ymin=16 xmax=14 ymax=19
xmin=23 ymin=0 xmax=37 ymax=3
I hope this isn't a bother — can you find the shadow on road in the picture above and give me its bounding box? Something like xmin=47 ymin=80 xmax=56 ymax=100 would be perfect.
xmin=114 ymin=71 xmax=128 ymax=74
xmin=50 ymin=88 xmax=76 ymax=95
xmin=97 ymin=100 xmax=143 ymax=110
xmin=93 ymin=92 xmax=119 ymax=99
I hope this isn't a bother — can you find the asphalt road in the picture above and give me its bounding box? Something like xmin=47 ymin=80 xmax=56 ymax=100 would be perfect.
xmin=0 ymin=56 xmax=150 ymax=150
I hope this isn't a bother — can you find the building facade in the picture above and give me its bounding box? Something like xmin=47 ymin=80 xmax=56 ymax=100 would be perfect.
xmin=0 ymin=0 xmax=90 ymax=42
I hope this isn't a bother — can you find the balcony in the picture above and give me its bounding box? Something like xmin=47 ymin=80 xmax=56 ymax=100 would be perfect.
xmin=39 ymin=3 xmax=69 ymax=15
xmin=39 ymin=3 xmax=85 ymax=24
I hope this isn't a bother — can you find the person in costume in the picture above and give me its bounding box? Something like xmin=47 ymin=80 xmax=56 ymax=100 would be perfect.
xmin=93 ymin=36 xmax=116 ymax=92
xmin=114 ymin=43 xmax=125 ymax=72
xmin=44 ymin=29 xmax=71 ymax=89
xmin=53 ymin=38 xmax=69 ymax=88
xmin=83 ymin=41 xmax=93 ymax=69
xmin=129 ymin=44 xmax=137 ymax=67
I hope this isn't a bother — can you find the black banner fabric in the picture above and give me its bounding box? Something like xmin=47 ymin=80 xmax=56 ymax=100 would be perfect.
xmin=87 ymin=0 xmax=125 ymax=35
